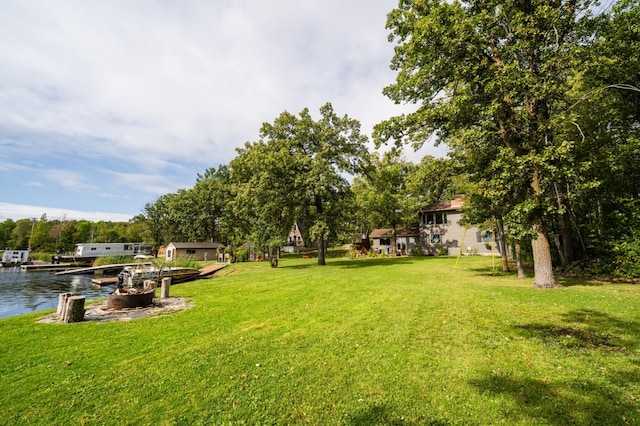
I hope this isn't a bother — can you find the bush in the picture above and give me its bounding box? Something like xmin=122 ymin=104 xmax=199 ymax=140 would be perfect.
xmin=159 ymin=256 xmax=200 ymax=269
xmin=93 ymin=255 xmax=135 ymax=266
xmin=436 ymin=244 xmax=448 ymax=256
xmin=235 ymin=248 xmax=248 ymax=262
xmin=611 ymin=233 xmax=640 ymax=278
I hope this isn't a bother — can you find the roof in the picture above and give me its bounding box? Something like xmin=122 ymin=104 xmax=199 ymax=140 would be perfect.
xmin=370 ymin=228 xmax=393 ymax=238
xmin=167 ymin=242 xmax=225 ymax=249
xmin=396 ymin=227 xmax=420 ymax=237
xmin=370 ymin=227 xmax=420 ymax=238
xmin=422 ymin=197 xmax=465 ymax=212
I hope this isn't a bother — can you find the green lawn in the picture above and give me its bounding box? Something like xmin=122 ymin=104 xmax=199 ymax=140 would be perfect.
xmin=1 ymin=256 xmax=639 ymax=425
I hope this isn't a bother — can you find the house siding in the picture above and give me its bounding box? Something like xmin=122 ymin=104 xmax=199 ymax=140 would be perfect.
xmin=165 ymin=242 xmax=225 ymax=262
xmin=419 ymin=201 xmax=500 ymax=256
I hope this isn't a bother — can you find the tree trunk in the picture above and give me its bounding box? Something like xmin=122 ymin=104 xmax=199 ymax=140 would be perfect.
xmin=530 ymin=164 xmax=556 ymax=288
xmin=496 ymin=218 xmax=509 ymax=273
xmin=64 ymin=296 xmax=86 ymax=323
xmin=514 ymin=240 xmax=526 ymax=279
xmin=553 ymin=182 xmax=574 ymax=265
xmin=531 ymin=220 xmax=557 ymax=288
xmin=317 ymin=238 xmax=326 ymax=266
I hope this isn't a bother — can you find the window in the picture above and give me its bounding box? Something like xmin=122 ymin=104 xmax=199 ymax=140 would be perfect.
xmin=429 ymin=234 xmax=441 ymax=244
xmin=91 ymin=247 xmax=97 ymax=251
xmin=425 ymin=212 xmax=447 ymax=225
xmin=426 ymin=213 xmax=434 ymax=224
xmin=186 ymin=249 xmax=196 ymax=255
xmin=124 ymin=244 xmax=131 ymax=250
xmin=380 ymin=237 xmax=391 ymax=245
xmin=476 ymin=231 xmax=493 ymax=243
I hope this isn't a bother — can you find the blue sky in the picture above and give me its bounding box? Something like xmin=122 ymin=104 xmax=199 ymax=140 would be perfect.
xmin=0 ymin=0 xmax=446 ymax=222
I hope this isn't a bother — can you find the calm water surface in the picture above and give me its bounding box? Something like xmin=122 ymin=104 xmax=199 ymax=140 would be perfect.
xmin=0 ymin=266 xmax=113 ymax=319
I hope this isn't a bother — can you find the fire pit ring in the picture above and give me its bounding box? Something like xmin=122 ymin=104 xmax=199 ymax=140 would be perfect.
xmin=107 ymin=290 xmax=155 ymax=309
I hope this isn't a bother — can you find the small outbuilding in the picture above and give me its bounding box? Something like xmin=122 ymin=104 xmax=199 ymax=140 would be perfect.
xmin=165 ymin=242 xmax=225 ymax=262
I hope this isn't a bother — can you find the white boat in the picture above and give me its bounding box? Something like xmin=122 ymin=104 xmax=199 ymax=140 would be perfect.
xmin=116 ymin=263 xmax=200 ymax=289
xmin=52 ymin=242 xmax=153 ymax=264
xmin=1 ymin=249 xmax=31 ymax=267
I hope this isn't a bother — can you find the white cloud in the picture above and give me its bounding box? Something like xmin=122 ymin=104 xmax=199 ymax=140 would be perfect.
xmin=0 ymin=202 xmax=133 ymax=222
xmin=0 ymin=1 xmax=442 ymax=220
xmin=40 ymin=169 xmax=99 ymax=191
xmin=0 ymin=1 xmax=407 ymax=167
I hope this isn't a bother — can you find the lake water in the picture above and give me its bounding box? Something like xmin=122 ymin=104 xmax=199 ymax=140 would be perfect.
xmin=0 ymin=266 xmax=113 ymax=319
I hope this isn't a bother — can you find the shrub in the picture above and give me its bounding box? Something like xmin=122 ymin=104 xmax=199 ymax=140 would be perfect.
xmin=93 ymin=255 xmax=135 ymax=266
xmin=235 ymin=248 xmax=249 ymax=262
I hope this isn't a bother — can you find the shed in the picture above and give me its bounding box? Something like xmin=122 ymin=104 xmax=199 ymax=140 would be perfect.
xmin=165 ymin=242 xmax=225 ymax=262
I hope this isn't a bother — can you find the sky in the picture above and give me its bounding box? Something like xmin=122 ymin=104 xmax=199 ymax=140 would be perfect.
xmin=0 ymin=0 xmax=447 ymax=223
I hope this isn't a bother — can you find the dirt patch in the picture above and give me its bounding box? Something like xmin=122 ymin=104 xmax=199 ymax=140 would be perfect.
xmin=38 ymin=297 xmax=193 ymax=324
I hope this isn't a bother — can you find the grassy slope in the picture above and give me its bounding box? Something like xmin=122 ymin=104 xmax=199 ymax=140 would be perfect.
xmin=1 ymin=256 xmax=639 ymax=425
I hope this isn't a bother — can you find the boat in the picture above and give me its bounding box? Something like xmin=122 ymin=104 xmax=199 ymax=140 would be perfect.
xmin=116 ymin=263 xmax=200 ymax=289
xmin=1 ymin=249 xmax=32 ymax=267
xmin=52 ymin=242 xmax=153 ymax=264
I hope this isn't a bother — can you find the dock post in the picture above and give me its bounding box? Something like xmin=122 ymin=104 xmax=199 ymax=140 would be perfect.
xmin=161 ymin=277 xmax=172 ymax=298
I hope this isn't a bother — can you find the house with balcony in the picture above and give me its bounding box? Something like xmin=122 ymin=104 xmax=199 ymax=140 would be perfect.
xmin=419 ymin=198 xmax=498 ymax=255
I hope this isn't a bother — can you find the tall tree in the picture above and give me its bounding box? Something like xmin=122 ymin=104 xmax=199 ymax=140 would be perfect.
xmin=0 ymin=219 xmax=16 ymax=249
xmin=143 ymin=195 xmax=175 ymax=253
xmin=352 ymin=150 xmax=415 ymax=254
xmin=564 ymin=0 xmax=640 ymax=275
xmin=376 ymin=0 xmax=597 ymax=287
xmin=10 ymin=218 xmax=34 ymax=250
xmin=231 ymin=103 xmax=369 ymax=266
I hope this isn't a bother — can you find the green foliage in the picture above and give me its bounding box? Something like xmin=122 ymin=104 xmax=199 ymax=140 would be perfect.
xmin=376 ymin=0 xmax=604 ymax=286
xmin=1 ymin=257 xmax=640 ymax=424
xmin=610 ymin=232 xmax=640 ymax=278
xmin=0 ymin=219 xmax=16 ymax=249
xmin=435 ymin=244 xmax=448 ymax=256
xmin=235 ymin=247 xmax=249 ymax=262
xmin=229 ymin=103 xmax=369 ymax=266
xmin=92 ymin=255 xmax=136 ymax=266
xmin=153 ymin=256 xmax=200 ymax=269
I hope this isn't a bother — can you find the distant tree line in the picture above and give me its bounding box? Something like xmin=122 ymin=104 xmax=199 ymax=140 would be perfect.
xmin=4 ymin=2 xmax=638 ymax=285
xmin=0 ymin=214 xmax=146 ymax=254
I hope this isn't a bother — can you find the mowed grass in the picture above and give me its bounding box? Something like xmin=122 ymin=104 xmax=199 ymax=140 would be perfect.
xmin=1 ymin=256 xmax=639 ymax=425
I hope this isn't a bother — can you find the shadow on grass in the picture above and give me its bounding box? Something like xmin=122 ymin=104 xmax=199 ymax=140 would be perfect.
xmin=515 ymin=309 xmax=640 ymax=352
xmin=346 ymin=403 xmax=442 ymax=425
xmin=465 ymin=266 xmax=610 ymax=287
xmin=279 ymin=256 xmax=419 ymax=270
xmin=470 ymin=309 xmax=640 ymax=423
xmin=472 ymin=371 xmax=638 ymax=424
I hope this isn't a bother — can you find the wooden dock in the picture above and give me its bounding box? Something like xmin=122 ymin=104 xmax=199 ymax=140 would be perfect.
xmin=92 ymin=277 xmax=119 ymax=286
xmin=199 ymin=263 xmax=228 ymax=277
xmin=21 ymin=263 xmax=79 ymax=272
